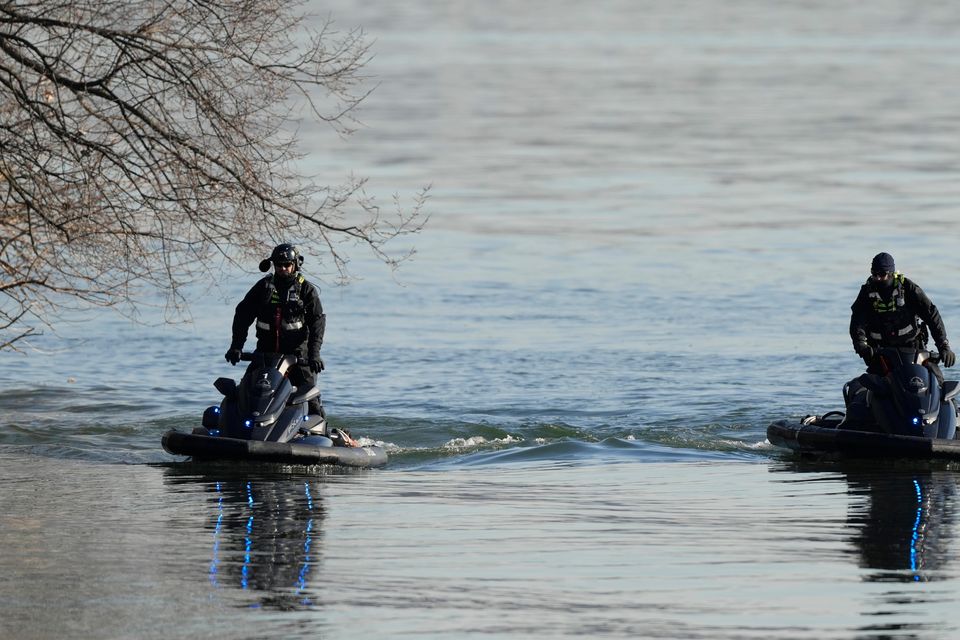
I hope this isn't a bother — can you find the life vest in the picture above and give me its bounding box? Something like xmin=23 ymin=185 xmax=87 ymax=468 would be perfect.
xmin=253 ymin=274 xmax=308 ymax=352
xmin=865 ymin=272 xmax=920 ymax=345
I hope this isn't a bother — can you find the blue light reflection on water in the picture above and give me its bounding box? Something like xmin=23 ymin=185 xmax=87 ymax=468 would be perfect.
xmin=912 ymin=478 xmax=923 ymax=581
xmin=242 ymin=483 xmax=254 ymax=591
xmin=242 ymin=517 xmax=253 ymax=591
xmin=209 ymin=481 xmax=224 ymax=589
xmin=200 ymin=477 xmax=321 ymax=609
xmin=297 ymin=482 xmax=315 ymax=605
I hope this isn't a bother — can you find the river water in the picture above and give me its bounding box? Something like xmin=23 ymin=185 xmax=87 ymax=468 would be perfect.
xmin=5 ymin=1 xmax=960 ymax=638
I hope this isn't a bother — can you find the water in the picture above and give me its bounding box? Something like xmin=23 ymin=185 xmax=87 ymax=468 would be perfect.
xmin=5 ymin=0 xmax=960 ymax=637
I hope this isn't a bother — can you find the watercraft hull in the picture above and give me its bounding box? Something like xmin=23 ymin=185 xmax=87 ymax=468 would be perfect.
xmin=767 ymin=420 xmax=960 ymax=461
xmin=162 ymin=430 xmax=388 ymax=468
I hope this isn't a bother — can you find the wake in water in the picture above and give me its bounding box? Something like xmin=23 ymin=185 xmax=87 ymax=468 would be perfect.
xmin=301 ymin=415 xmax=768 ymax=468
xmin=0 ymin=383 xmax=768 ymax=468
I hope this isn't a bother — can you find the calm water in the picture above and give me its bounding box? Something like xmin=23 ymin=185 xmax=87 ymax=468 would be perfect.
xmin=5 ymin=1 xmax=960 ymax=638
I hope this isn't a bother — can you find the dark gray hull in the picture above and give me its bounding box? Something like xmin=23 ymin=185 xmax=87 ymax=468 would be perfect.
xmin=767 ymin=420 xmax=960 ymax=460
xmin=162 ymin=430 xmax=388 ymax=468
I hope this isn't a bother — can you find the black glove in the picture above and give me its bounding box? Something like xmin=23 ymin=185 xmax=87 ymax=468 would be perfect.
xmin=940 ymin=346 xmax=956 ymax=368
xmin=854 ymin=342 xmax=874 ymax=362
xmin=225 ymin=348 xmax=242 ymax=365
xmin=309 ymin=357 xmax=324 ymax=374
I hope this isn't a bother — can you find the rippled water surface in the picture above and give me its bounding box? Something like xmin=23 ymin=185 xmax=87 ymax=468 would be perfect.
xmin=5 ymin=1 xmax=960 ymax=638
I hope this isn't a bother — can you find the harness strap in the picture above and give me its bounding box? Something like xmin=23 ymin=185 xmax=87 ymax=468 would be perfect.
xmin=869 ymin=325 xmax=915 ymax=341
xmin=257 ymin=319 xmax=304 ymax=331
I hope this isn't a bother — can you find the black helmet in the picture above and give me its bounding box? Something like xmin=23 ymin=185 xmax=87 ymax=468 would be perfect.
xmin=259 ymin=243 xmax=304 ymax=272
xmin=871 ymin=252 xmax=895 ymax=275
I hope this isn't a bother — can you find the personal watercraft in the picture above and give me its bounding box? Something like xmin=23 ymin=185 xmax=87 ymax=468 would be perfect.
xmin=768 ymin=347 xmax=960 ymax=460
xmin=162 ymin=352 xmax=387 ymax=467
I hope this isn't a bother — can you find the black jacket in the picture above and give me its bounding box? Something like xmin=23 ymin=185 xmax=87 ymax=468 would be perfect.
xmin=230 ymin=273 xmax=325 ymax=359
xmin=849 ymin=274 xmax=948 ymax=351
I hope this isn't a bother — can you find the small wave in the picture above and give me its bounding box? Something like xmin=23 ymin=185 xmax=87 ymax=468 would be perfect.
xmin=441 ymin=434 xmax=523 ymax=450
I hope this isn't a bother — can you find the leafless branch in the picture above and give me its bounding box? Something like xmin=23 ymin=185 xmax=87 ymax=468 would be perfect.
xmin=0 ymin=0 xmax=428 ymax=350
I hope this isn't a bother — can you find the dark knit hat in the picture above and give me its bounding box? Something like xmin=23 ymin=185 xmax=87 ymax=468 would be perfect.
xmin=871 ymin=252 xmax=895 ymax=275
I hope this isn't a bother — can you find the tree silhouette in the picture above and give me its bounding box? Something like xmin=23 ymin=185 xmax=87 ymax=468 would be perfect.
xmin=0 ymin=1 xmax=427 ymax=350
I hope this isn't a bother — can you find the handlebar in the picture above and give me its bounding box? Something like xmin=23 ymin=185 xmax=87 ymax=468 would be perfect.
xmin=868 ymin=346 xmax=940 ymax=368
xmin=238 ymin=351 xmax=318 ymax=368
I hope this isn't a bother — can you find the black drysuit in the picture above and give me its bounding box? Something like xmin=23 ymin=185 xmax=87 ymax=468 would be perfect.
xmin=850 ymin=275 xmax=947 ymax=352
xmin=230 ymin=273 xmax=326 ymax=414
xmin=849 ymin=274 xmax=948 ymax=379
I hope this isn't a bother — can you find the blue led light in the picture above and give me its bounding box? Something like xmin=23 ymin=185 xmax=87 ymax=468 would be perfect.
xmin=213 ymin=406 xmax=220 ymax=414
xmin=912 ymin=417 xmax=921 ymax=426
xmin=209 ymin=429 xmax=220 ymax=436
xmin=244 ymin=419 xmax=252 ymax=429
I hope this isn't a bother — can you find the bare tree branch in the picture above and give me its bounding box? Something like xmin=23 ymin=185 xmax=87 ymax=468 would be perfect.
xmin=0 ymin=0 xmax=428 ymax=351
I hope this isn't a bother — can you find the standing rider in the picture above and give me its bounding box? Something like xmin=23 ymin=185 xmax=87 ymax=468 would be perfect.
xmin=849 ymin=252 xmax=956 ymax=377
xmin=225 ymin=243 xmax=326 ymax=416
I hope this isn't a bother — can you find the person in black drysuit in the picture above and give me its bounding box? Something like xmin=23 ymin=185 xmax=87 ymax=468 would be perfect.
xmin=225 ymin=243 xmax=326 ymax=416
xmin=849 ymin=252 xmax=956 ymax=379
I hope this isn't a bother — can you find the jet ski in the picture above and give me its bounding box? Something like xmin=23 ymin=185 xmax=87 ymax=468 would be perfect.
xmin=162 ymin=352 xmax=387 ymax=468
xmin=768 ymin=347 xmax=960 ymax=460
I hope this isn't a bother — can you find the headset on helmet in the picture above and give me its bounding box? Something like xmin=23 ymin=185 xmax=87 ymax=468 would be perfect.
xmin=259 ymin=243 xmax=304 ymax=272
